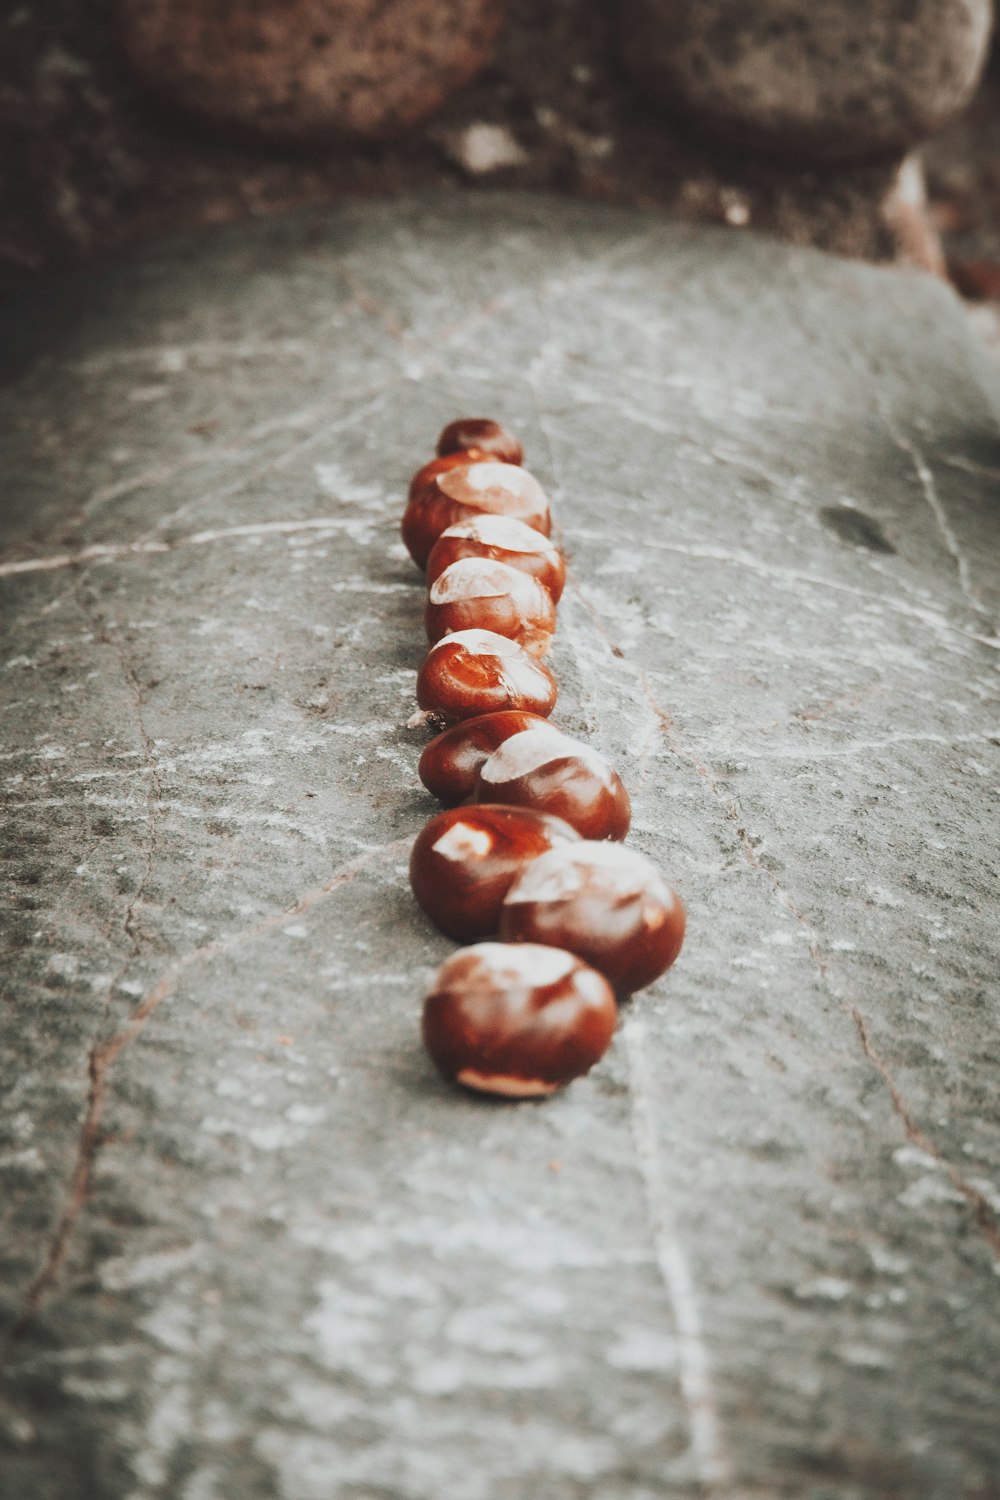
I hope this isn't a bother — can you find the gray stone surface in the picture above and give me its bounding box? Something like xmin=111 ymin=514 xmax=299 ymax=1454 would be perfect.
xmin=1 ymin=195 xmax=999 ymax=1500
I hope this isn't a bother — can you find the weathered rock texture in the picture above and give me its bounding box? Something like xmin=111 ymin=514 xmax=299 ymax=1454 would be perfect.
xmin=1 ymin=196 xmax=999 ymax=1499
xmin=118 ymin=0 xmax=507 ymax=140
xmin=619 ymin=0 xmax=994 ymax=163
xmin=0 ymin=0 xmax=938 ymax=295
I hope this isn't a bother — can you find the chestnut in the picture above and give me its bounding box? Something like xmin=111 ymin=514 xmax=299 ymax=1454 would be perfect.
xmin=407 ymin=451 xmax=475 ymax=503
xmin=409 ymin=804 xmax=580 ymax=941
xmin=422 ymin=942 xmax=617 ymax=1098
xmin=436 ymin=417 xmax=523 ymax=466
xmin=474 ymin=727 xmax=631 ymax=841
xmin=416 ymin=629 xmax=558 ymax=724
xmin=425 ymin=558 xmax=557 ymax=658
xmin=426 ymin=515 xmax=566 ymax=604
xmin=402 ymin=460 xmax=550 ymax=570
xmin=418 ymin=709 xmax=554 ymax=805
xmin=500 ymin=841 xmax=685 ymax=997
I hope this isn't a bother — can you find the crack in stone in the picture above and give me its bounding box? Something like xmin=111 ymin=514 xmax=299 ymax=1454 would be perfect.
xmin=544 ymin=427 xmax=733 ymax=1487
xmin=70 ymin=338 xmax=330 ymax=377
xmin=98 ymin=625 xmax=162 ymax=955
xmin=570 ymin=577 xmax=1000 ymax=1263
xmin=135 ymin=387 xmax=401 ymax=543
xmin=852 ymin=1009 xmax=1000 ymax=1261
xmin=55 ymin=380 xmax=400 ymax=546
xmin=4 ymin=588 xmax=164 ymax=1346
xmin=559 ymin=578 xmax=739 ymax=1484
xmin=3 ymin=838 xmax=409 ymax=1350
xmin=645 ymin=659 xmax=1000 ymax=1257
xmin=696 ymin=728 xmax=1000 ymax=762
xmin=940 ymin=453 xmax=1000 ymax=483
xmin=568 ymin=579 xmax=828 ymax=972
xmin=623 ymin=1019 xmax=733 ymax=1496
xmin=0 ymin=795 xmax=341 ymax=851
xmin=572 ymin=528 xmax=1000 ymax=653
xmin=887 ymin=421 xmax=991 ymax=623
xmin=81 ymin=381 xmax=401 ymax=528
xmin=834 ymin=337 xmax=996 ymax=629
xmin=0 ymin=517 xmax=394 ymax=580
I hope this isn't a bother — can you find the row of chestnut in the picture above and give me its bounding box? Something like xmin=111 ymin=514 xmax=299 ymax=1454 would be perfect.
xmin=401 ymin=418 xmax=685 ymax=1099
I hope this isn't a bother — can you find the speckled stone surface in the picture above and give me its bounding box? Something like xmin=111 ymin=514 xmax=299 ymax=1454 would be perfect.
xmin=1 ymin=195 xmax=999 ymax=1499
xmin=619 ymin=0 xmax=994 ymax=164
xmin=118 ymin=0 xmax=507 ymax=140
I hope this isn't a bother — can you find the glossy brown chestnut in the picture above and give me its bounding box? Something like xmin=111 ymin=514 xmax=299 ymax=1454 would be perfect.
xmin=402 ymin=460 xmax=550 ymax=570
xmin=426 ymin=515 xmax=566 ymax=604
xmin=416 ymin=629 xmax=558 ymax=724
xmin=436 ymin=417 xmax=523 ymax=466
xmin=406 ymin=451 xmax=476 ymax=503
xmin=422 ymin=942 xmax=617 ymax=1097
xmin=418 ymin=709 xmax=554 ymax=805
xmin=474 ymin=726 xmax=631 ymax=841
xmin=500 ymin=841 xmax=685 ymax=996
xmin=425 ymin=558 xmax=557 ymax=657
xmin=409 ymin=804 xmax=580 ymax=941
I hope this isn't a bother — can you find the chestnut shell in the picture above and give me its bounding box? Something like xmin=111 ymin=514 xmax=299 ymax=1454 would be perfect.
xmin=402 ymin=459 xmax=550 ymax=570
xmin=419 ymin=709 xmax=554 ymax=805
xmin=436 ymin=417 xmax=523 ymax=466
xmin=426 ymin=515 xmax=565 ymax=603
xmin=425 ymin=558 xmax=557 ymax=657
xmin=422 ymin=942 xmax=617 ymax=1097
xmin=416 ymin=629 xmax=558 ymax=724
xmin=500 ymin=841 xmax=685 ymax=996
xmin=474 ymin=727 xmax=631 ymax=841
xmin=409 ymin=803 xmax=580 ymax=941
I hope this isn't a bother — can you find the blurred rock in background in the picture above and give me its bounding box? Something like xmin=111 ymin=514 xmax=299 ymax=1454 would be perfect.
xmin=0 ymin=0 xmax=997 ymax=307
xmin=118 ymin=0 xmax=508 ymax=141
xmin=618 ymin=0 xmax=993 ymax=164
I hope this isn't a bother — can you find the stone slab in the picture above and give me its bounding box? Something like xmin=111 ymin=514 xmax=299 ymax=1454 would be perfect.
xmin=1 ymin=195 xmax=999 ymax=1500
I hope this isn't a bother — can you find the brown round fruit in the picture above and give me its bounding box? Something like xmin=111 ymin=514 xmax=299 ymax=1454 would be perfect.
xmin=406 ymin=451 xmax=475 ymax=503
xmin=436 ymin=417 xmax=523 ymax=466
xmin=500 ymin=841 xmax=685 ymax=996
xmin=425 ymin=558 xmax=557 ymax=657
xmin=422 ymin=942 xmax=617 ymax=1098
xmin=426 ymin=515 xmax=566 ymax=603
xmin=418 ymin=709 xmax=554 ymax=805
xmin=416 ymin=629 xmax=558 ymax=723
xmin=474 ymin=726 xmax=631 ymax=840
xmin=409 ymin=804 xmax=580 ymax=940
xmin=402 ymin=459 xmax=550 ymax=570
